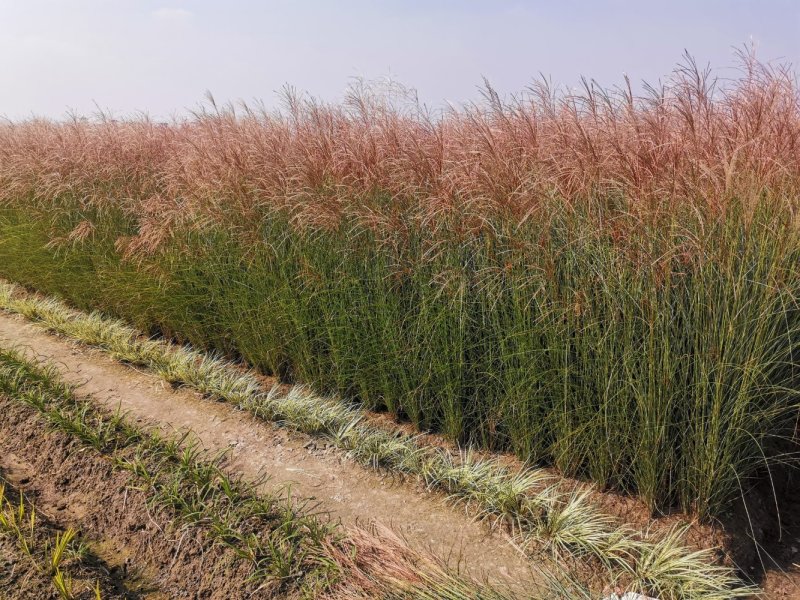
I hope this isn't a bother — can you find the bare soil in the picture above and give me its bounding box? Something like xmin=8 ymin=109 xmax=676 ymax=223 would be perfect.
xmin=0 ymin=398 xmax=263 ymax=599
xmin=0 ymin=467 xmax=144 ymax=600
xmin=720 ymin=464 xmax=800 ymax=599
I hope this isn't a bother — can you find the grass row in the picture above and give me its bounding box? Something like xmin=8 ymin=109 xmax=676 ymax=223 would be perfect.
xmin=0 ymin=280 xmax=756 ymax=600
xmin=2 ymin=58 xmax=799 ymax=519
xmin=0 ymin=343 xmax=577 ymax=600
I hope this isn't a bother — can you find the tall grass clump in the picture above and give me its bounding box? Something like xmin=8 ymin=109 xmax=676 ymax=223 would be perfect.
xmin=1 ymin=49 xmax=799 ymax=518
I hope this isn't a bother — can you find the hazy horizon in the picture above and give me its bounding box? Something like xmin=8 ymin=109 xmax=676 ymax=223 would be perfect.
xmin=1 ymin=0 xmax=798 ymax=120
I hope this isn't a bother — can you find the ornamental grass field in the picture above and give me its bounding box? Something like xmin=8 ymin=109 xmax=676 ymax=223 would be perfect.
xmin=1 ymin=51 xmax=799 ymax=522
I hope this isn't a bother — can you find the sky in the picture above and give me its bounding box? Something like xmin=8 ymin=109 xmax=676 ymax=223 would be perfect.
xmin=0 ymin=0 xmax=798 ymax=119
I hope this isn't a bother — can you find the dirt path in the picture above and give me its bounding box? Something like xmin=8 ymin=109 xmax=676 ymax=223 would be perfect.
xmin=0 ymin=311 xmax=539 ymax=592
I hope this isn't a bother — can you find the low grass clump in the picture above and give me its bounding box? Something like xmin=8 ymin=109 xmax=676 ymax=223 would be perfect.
xmin=0 ymin=285 xmax=757 ymax=599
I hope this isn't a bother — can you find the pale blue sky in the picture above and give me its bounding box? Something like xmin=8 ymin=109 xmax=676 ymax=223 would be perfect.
xmin=1 ymin=1 xmax=798 ymax=119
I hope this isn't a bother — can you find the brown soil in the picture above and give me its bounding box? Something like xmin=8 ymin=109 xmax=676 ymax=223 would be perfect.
xmin=0 ymin=469 xmax=142 ymax=600
xmin=0 ymin=452 xmax=173 ymax=600
xmin=0 ymin=312 xmax=540 ymax=594
xmin=0 ymin=399 xmax=263 ymax=599
xmin=0 ymin=535 xmax=54 ymax=600
xmin=718 ymin=464 xmax=800 ymax=599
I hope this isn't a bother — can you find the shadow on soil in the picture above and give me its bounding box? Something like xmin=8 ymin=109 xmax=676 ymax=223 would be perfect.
xmin=0 ymin=464 xmax=156 ymax=600
xmin=722 ymin=460 xmax=800 ymax=589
